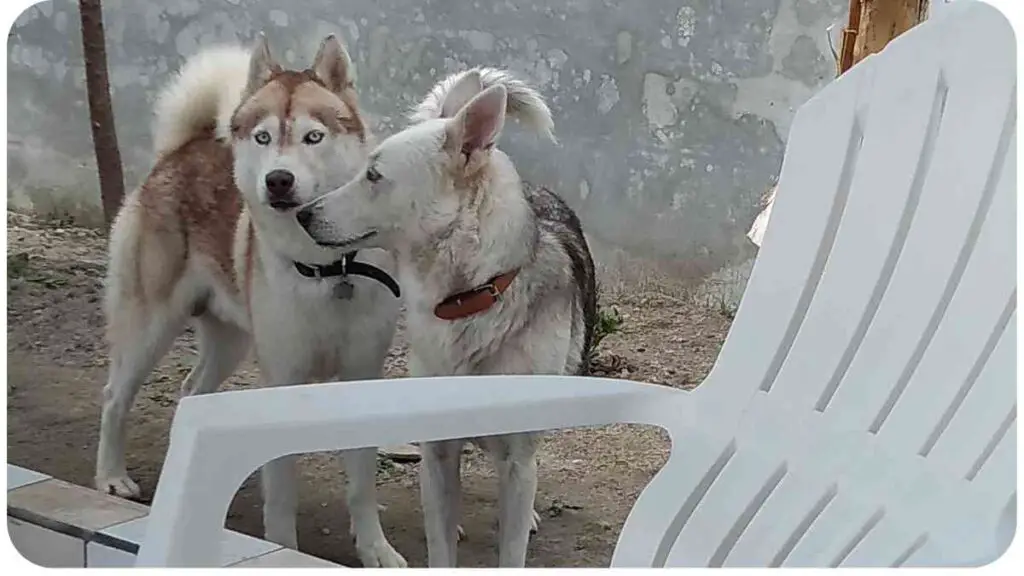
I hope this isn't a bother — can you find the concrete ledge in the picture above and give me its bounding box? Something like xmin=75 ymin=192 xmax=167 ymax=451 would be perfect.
xmin=6 ymin=464 xmax=339 ymax=568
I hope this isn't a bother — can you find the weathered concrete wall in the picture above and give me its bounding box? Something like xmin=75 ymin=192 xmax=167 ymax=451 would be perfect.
xmin=7 ymin=0 xmax=846 ymax=277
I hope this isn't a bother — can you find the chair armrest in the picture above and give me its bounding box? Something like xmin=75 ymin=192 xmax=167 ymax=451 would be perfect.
xmin=137 ymin=375 xmax=692 ymax=566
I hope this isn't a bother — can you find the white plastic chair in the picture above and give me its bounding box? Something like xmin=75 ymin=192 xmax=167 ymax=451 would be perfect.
xmin=136 ymin=1 xmax=1015 ymax=567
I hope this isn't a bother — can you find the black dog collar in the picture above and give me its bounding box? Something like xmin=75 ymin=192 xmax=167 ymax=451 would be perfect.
xmin=293 ymin=251 xmax=401 ymax=298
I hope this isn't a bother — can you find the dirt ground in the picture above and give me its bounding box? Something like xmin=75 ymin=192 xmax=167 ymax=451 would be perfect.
xmin=5 ymin=211 xmax=732 ymax=567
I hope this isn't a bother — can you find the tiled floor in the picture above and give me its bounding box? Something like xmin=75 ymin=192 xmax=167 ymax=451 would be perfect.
xmin=8 ymin=478 xmax=148 ymax=531
xmin=6 ymin=463 xmax=341 ymax=568
xmin=98 ymin=515 xmax=282 ymax=566
xmin=7 ymin=465 xmax=51 ymax=491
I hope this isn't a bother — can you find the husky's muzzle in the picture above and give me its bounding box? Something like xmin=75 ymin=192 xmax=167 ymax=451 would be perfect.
xmin=295 ymin=204 xmax=318 ymax=231
xmin=296 ymin=204 xmax=378 ymax=249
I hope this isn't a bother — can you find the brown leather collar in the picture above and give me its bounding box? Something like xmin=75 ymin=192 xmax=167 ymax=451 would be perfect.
xmin=434 ymin=269 xmax=519 ymax=320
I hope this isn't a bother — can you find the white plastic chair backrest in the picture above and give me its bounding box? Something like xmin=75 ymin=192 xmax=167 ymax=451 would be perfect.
xmin=632 ymin=1 xmax=1014 ymax=567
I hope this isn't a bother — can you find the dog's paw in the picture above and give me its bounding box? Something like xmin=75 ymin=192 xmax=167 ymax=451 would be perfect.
xmin=457 ymin=524 xmax=466 ymax=541
xmin=95 ymin=474 xmax=142 ymax=500
xmin=356 ymin=538 xmax=408 ymax=568
xmin=490 ymin=510 xmax=543 ymax=536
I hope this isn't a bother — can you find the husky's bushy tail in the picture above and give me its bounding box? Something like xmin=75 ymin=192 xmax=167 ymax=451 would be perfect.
xmin=409 ymin=67 xmax=556 ymax=142
xmin=150 ymin=45 xmax=252 ymax=158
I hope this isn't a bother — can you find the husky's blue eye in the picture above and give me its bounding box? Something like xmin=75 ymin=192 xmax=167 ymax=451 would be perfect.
xmin=303 ymin=130 xmax=325 ymax=145
xmin=366 ymin=167 xmax=382 ymax=182
xmin=254 ymin=131 xmax=272 ymax=145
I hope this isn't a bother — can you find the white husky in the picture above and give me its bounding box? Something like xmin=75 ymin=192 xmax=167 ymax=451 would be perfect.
xmin=96 ymin=36 xmax=406 ymax=567
xmin=297 ymin=69 xmax=598 ymax=567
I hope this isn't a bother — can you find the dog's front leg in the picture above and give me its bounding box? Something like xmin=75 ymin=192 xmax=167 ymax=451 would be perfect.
xmin=261 ymin=454 xmax=299 ymax=549
xmin=495 ymin=433 xmax=540 ymax=567
xmin=340 ymin=448 xmax=408 ymax=567
xmin=419 ymin=439 xmax=463 ymax=567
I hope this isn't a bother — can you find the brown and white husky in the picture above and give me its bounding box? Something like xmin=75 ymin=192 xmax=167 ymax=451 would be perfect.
xmin=96 ymin=35 xmax=407 ymax=567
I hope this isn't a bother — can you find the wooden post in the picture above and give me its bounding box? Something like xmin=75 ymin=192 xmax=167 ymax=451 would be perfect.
xmin=838 ymin=0 xmax=864 ymax=75
xmin=839 ymin=0 xmax=930 ymax=74
xmin=79 ymin=0 xmax=125 ymax=231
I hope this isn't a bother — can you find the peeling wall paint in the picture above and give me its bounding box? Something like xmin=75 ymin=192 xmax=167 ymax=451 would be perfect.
xmin=7 ymin=0 xmax=846 ymax=283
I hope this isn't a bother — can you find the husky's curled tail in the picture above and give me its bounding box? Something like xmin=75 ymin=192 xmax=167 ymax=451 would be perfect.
xmin=409 ymin=67 xmax=556 ymax=143
xmin=150 ymin=45 xmax=252 ymax=158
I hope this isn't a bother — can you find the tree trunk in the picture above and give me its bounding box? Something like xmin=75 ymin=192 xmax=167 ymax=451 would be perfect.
xmin=839 ymin=0 xmax=930 ymax=74
xmin=79 ymin=0 xmax=125 ymax=231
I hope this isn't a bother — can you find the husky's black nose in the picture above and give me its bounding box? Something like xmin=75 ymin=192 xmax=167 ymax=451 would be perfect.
xmin=265 ymin=169 xmax=295 ymax=197
xmin=296 ymin=206 xmax=315 ymax=230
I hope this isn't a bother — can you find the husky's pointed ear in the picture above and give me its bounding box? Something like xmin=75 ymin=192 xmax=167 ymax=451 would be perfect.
xmin=446 ymin=84 xmax=507 ymax=162
xmin=440 ymin=70 xmax=483 ymax=118
xmin=245 ymin=34 xmax=280 ymax=96
xmin=312 ymin=35 xmax=353 ymax=94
